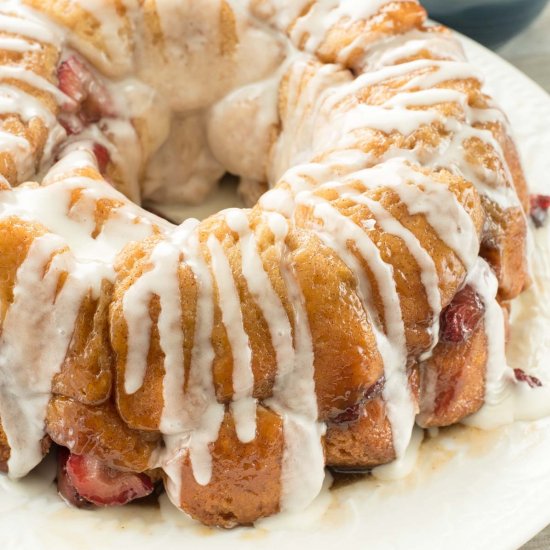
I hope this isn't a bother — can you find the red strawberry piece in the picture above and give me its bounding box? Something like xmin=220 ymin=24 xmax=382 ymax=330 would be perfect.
xmin=530 ymin=194 xmax=550 ymax=228
xmin=332 ymin=403 xmax=361 ymax=424
xmin=439 ymin=285 xmax=485 ymax=344
xmin=92 ymin=143 xmax=111 ymax=174
xmin=65 ymin=453 xmax=154 ymax=507
xmin=56 ymin=447 xmax=92 ymax=509
xmin=364 ymin=376 xmax=385 ymax=401
xmin=332 ymin=377 xmax=385 ymax=424
xmin=514 ymin=368 xmax=543 ymax=388
xmin=57 ymin=56 xmax=116 ymax=132
xmin=81 ymin=79 xmax=115 ymax=123
xmin=57 ymin=58 xmax=85 ymax=108
xmin=58 ymin=112 xmax=85 ymax=136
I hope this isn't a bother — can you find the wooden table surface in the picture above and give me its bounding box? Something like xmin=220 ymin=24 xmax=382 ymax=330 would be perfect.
xmin=495 ymin=4 xmax=550 ymax=549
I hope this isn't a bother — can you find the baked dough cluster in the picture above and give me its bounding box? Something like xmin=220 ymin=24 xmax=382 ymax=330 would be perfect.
xmin=0 ymin=0 xmax=531 ymax=527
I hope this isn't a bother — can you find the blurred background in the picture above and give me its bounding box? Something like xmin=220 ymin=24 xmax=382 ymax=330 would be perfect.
xmin=423 ymin=0 xmax=549 ymax=48
xmin=423 ymin=0 xmax=550 ymax=93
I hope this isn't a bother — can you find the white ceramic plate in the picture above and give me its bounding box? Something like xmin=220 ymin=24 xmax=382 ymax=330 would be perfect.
xmin=2 ymin=34 xmax=550 ymax=550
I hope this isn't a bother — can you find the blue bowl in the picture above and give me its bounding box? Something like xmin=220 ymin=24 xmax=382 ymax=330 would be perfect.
xmin=422 ymin=0 xmax=549 ymax=49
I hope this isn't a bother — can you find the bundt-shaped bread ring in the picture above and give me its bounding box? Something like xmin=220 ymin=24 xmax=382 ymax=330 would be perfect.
xmin=0 ymin=0 xmax=533 ymax=528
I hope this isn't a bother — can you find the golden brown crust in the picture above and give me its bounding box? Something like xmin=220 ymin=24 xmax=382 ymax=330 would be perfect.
xmin=290 ymin=2 xmax=426 ymax=70
xmin=288 ymin=229 xmax=385 ymax=418
xmin=417 ymin=321 xmax=487 ymax=428
xmin=23 ymin=0 xmax=132 ymax=77
xmin=110 ymin=163 xmax=484 ymax=435
xmin=0 ymin=217 xmax=48 ymax=324
xmin=219 ymin=0 xmax=238 ymax=56
xmin=46 ymin=397 xmax=159 ymax=472
xmin=325 ymin=396 xmax=395 ymax=469
xmin=0 ymin=7 xmax=60 ymax=184
xmin=110 ymin=237 xmax=167 ymax=431
xmin=295 ymin=168 xmax=485 ymax=354
xmin=175 ymin=406 xmax=283 ymax=527
xmin=325 ymin=368 xmax=419 ymax=469
xmin=278 ymin=40 xmax=529 ymax=303
xmin=52 ymin=281 xmax=114 ymax=405
xmin=479 ymin=200 xmax=528 ymax=301
xmin=0 ymin=419 xmax=9 ymax=473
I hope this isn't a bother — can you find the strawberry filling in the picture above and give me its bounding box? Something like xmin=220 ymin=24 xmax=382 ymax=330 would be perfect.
xmin=57 ymin=448 xmax=154 ymax=507
xmin=92 ymin=143 xmax=111 ymax=175
xmin=530 ymin=194 xmax=550 ymax=228
xmin=57 ymin=55 xmax=114 ymax=176
xmin=332 ymin=402 xmax=362 ymax=425
xmin=439 ymin=285 xmax=485 ymax=344
xmin=332 ymin=377 xmax=385 ymax=424
xmin=57 ymin=55 xmax=115 ymax=131
xmin=57 ymin=447 xmax=92 ymax=509
xmin=514 ymin=368 xmax=543 ymax=388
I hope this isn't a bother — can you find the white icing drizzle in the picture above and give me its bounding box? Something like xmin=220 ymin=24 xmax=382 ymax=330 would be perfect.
xmin=290 ymin=0 xmax=404 ymax=51
xmin=344 ymin=160 xmax=480 ymax=270
xmin=328 ymin=59 xmax=483 ymax=103
xmin=157 ymin=221 xmax=196 ymax=434
xmin=0 ymin=5 xmax=69 ymax=180
xmin=0 ymin=2 xmax=66 ymax=44
xmin=344 ymin=28 xmax=465 ymax=70
xmin=206 ymin=230 xmax=256 ymax=443
xmin=0 ymin=84 xmax=57 ymax=124
xmin=0 ymin=65 xmax=72 ymax=105
xmin=263 ymin=211 xmax=326 ymax=512
xmin=334 ymin=185 xmax=442 ymax=353
xmin=0 ymin=12 xmax=61 ymax=46
xmin=224 ymin=209 xmax=294 ymax=383
xmin=225 ymin=208 xmax=294 ymax=444
xmin=0 ymin=36 xmax=40 ymax=52
xmin=382 ymin=88 xmax=467 ymax=109
xmin=259 ymin=187 xmax=296 ymax=217
xmin=335 ymin=102 xmax=440 ymax=138
xmin=372 ymin=425 xmax=424 ymax=481
xmin=178 ymin=228 xmax=224 ymax=487
xmin=296 ymin=189 xmax=415 ymax=457
xmin=467 ymin=258 xmax=509 ymax=407
xmin=458 ymin=257 xmax=515 ymax=430
xmin=0 ymin=234 xmax=98 ymax=478
xmin=0 ymin=151 xmax=163 ymax=264
xmin=122 ymin=238 xmax=182 ymax=395
xmin=162 ymin=224 xmax=224 ymax=492
xmin=462 ymin=254 xmax=550 ymax=430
